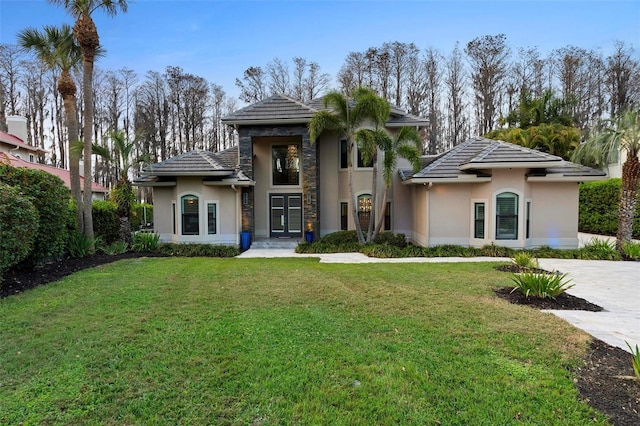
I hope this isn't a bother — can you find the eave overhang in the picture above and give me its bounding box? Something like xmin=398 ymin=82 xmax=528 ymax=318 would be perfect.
xmin=459 ymin=161 xmax=562 ymax=171
xmin=402 ymin=176 xmax=492 ymax=185
xmin=526 ymin=175 xmax=608 ymax=182
xmin=221 ymin=118 xmax=311 ymax=126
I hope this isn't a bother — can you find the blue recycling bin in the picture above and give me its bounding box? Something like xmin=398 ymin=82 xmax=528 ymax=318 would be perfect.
xmin=240 ymin=231 xmax=251 ymax=250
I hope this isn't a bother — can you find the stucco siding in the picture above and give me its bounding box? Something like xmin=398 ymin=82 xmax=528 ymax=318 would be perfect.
xmin=428 ymin=184 xmax=472 ymax=245
xmin=529 ymin=182 xmax=579 ymax=248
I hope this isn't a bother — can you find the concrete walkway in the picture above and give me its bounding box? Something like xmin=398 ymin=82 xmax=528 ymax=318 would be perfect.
xmin=238 ymin=245 xmax=639 ymax=353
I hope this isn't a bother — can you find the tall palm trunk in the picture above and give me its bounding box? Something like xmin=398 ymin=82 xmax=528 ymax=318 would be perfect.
xmin=348 ymin=141 xmax=365 ymax=244
xmin=59 ymin=69 xmax=82 ymax=230
xmin=367 ymin=151 xmax=378 ymax=242
xmin=617 ymin=154 xmax=640 ymax=252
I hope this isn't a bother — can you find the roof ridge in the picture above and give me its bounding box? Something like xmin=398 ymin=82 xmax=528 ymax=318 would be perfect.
xmin=196 ymin=149 xmax=222 ymax=169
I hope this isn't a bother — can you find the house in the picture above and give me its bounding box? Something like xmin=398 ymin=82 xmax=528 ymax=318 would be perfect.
xmin=0 ymin=116 xmax=109 ymax=200
xmin=135 ymin=94 xmax=606 ymax=249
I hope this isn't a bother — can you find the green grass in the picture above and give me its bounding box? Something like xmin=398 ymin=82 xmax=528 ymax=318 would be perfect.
xmin=0 ymin=258 xmax=607 ymax=425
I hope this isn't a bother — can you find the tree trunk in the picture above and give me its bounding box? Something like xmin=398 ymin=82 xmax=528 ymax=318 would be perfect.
xmin=348 ymin=141 xmax=365 ymax=244
xmin=616 ymin=154 xmax=640 ymax=252
xmin=366 ymin=151 xmax=378 ymax=242
xmin=82 ymin=55 xmax=94 ymax=239
xmin=60 ymin=69 xmax=82 ymax=231
xmin=373 ymin=186 xmax=389 ymax=239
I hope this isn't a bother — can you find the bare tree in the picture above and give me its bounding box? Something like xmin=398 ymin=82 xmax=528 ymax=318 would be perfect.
xmin=267 ymin=57 xmax=290 ymax=96
xmin=405 ymin=47 xmax=428 ymax=116
xmin=424 ymin=47 xmax=442 ymax=154
xmin=606 ymin=41 xmax=640 ymax=117
xmin=445 ymin=43 xmax=469 ymax=148
xmin=465 ymin=34 xmax=511 ymax=135
xmin=235 ymin=66 xmax=267 ymax=103
xmin=387 ymin=41 xmax=417 ymax=106
xmin=0 ymin=45 xmax=26 ymax=117
xmin=303 ymin=61 xmax=330 ymax=102
xmin=337 ymin=51 xmax=367 ymax=95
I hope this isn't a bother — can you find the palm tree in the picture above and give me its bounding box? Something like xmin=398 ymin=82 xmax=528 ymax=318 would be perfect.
xmin=92 ymin=130 xmax=149 ymax=243
xmin=18 ymin=24 xmax=84 ymax=230
xmin=572 ymin=109 xmax=640 ymax=251
xmin=372 ymin=126 xmax=423 ymax=239
xmin=309 ymin=87 xmax=384 ymax=244
xmin=48 ymin=0 xmax=130 ymax=240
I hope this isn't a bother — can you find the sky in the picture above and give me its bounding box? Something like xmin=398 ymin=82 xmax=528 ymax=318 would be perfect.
xmin=1 ymin=0 xmax=639 ymax=104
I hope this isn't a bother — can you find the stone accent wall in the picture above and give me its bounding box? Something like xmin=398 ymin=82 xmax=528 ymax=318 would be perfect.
xmin=237 ymin=124 xmax=319 ymax=237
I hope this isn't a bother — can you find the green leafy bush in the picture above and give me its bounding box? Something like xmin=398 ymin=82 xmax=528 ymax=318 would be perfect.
xmin=67 ymin=231 xmax=102 ymax=258
xmin=0 ymin=183 xmax=39 ymax=275
xmin=92 ymin=200 xmax=120 ymax=245
xmin=510 ymin=272 xmax=574 ymax=299
xmin=627 ymin=342 xmax=640 ymax=381
xmin=156 ymin=243 xmax=239 ymax=257
xmin=512 ymin=252 xmax=539 ymax=270
xmin=579 ymin=179 xmax=640 ymax=238
xmin=479 ymin=244 xmax=515 ymax=257
xmin=360 ymin=244 xmax=403 ymax=258
xmin=373 ymin=232 xmax=407 ymax=248
xmin=131 ymin=203 xmax=153 ymax=229
xmin=0 ymin=164 xmax=69 ymax=266
xmin=100 ymin=241 xmax=129 ymax=255
xmin=132 ymin=231 xmax=161 ymax=252
xmin=622 ymin=241 xmax=640 ymax=260
xmin=578 ymin=238 xmax=621 ymax=260
xmin=402 ymin=244 xmax=427 ymax=257
xmin=318 ymin=230 xmax=360 ymax=245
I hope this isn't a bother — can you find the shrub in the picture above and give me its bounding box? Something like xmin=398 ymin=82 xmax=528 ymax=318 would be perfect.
xmin=0 ymin=183 xmax=39 ymax=275
xmin=579 ymin=179 xmax=640 ymax=238
xmin=0 ymin=164 xmax=69 ymax=266
xmin=132 ymin=231 xmax=160 ymax=252
xmin=131 ymin=203 xmax=154 ymax=230
xmin=512 ymin=252 xmax=539 ymax=270
xmin=67 ymin=231 xmax=102 ymax=258
xmin=359 ymin=244 xmax=402 ymax=258
xmin=92 ymin=200 xmax=120 ymax=245
xmin=622 ymin=241 xmax=640 ymax=260
xmin=626 ymin=342 xmax=640 ymax=381
xmin=296 ymin=241 xmax=361 ymax=254
xmin=100 ymin=241 xmax=129 ymax=255
xmin=578 ymin=238 xmax=621 ymax=261
xmin=373 ymin=232 xmax=407 ymax=248
xmin=510 ymin=272 xmax=574 ymax=299
xmin=318 ymin=230 xmax=360 ymax=245
xmin=479 ymin=244 xmax=515 ymax=257
xmin=402 ymin=244 xmax=426 ymax=257
xmin=156 ymin=243 xmax=239 ymax=257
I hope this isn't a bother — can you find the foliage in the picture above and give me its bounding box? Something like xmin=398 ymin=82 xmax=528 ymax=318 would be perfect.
xmin=579 ymin=179 xmax=640 ymax=238
xmin=132 ymin=231 xmax=161 ymax=252
xmin=479 ymin=244 xmax=515 ymax=258
xmin=131 ymin=203 xmax=154 ymax=230
xmin=0 ymin=184 xmax=39 ymax=275
xmin=66 ymin=231 xmax=101 ymax=258
xmin=511 ymin=252 xmax=539 ymax=270
xmin=510 ymin=272 xmax=575 ymax=299
xmin=626 ymin=342 xmax=640 ymax=381
xmin=485 ymin=123 xmax=580 ymax=160
xmin=156 ymin=243 xmax=239 ymax=257
xmin=578 ymin=238 xmax=621 ymax=261
xmin=372 ymin=232 xmax=407 ymax=248
xmin=295 ymin=241 xmax=361 ymax=254
xmin=359 ymin=244 xmax=403 ymax=258
xmin=100 ymin=241 xmax=129 ymax=255
xmin=622 ymin=241 xmax=640 ymax=259
xmin=0 ymin=259 xmax=605 ymax=423
xmin=0 ymin=164 xmax=69 ymax=266
xmin=317 ymin=230 xmax=360 ymax=245
xmin=92 ymin=200 xmax=120 ymax=245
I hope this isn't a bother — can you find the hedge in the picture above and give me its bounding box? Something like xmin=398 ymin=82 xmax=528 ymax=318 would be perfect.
xmin=579 ymin=179 xmax=640 ymax=238
xmin=0 ymin=183 xmax=39 ymax=275
xmin=131 ymin=203 xmax=154 ymax=230
xmin=92 ymin=200 xmax=120 ymax=245
xmin=0 ymin=164 xmax=69 ymax=266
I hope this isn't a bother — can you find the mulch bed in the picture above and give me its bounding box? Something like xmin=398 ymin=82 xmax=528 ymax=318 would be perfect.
xmin=1 ymin=256 xmax=639 ymax=424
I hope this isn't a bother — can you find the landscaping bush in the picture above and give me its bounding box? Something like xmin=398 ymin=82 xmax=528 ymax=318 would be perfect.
xmin=510 ymin=272 xmax=574 ymax=299
xmin=359 ymin=244 xmax=403 ymax=258
xmin=100 ymin=241 xmax=129 ymax=255
xmin=512 ymin=252 xmax=539 ymax=270
xmin=0 ymin=164 xmax=69 ymax=266
xmin=92 ymin=200 xmax=120 ymax=245
xmin=578 ymin=238 xmax=621 ymax=261
xmin=373 ymin=232 xmax=407 ymax=248
xmin=131 ymin=203 xmax=153 ymax=230
xmin=579 ymin=179 xmax=640 ymax=238
xmin=66 ymin=231 xmax=101 ymax=258
xmin=0 ymin=183 xmax=39 ymax=277
xmin=132 ymin=231 xmax=160 ymax=252
xmin=318 ymin=230 xmax=360 ymax=245
xmin=622 ymin=241 xmax=640 ymax=260
xmin=156 ymin=243 xmax=239 ymax=257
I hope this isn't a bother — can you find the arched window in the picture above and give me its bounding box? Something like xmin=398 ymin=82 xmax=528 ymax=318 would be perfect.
xmin=358 ymin=194 xmax=372 ymax=231
xmin=181 ymin=195 xmax=199 ymax=235
xmin=496 ymin=192 xmax=518 ymax=240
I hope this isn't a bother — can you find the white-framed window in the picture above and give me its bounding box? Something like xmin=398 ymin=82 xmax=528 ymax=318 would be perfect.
xmin=358 ymin=193 xmax=372 ymax=231
xmin=181 ymin=195 xmax=199 ymax=235
xmin=340 ymin=201 xmax=348 ymax=230
xmin=272 ymin=143 xmax=300 ymax=186
xmin=496 ymin=192 xmax=518 ymax=240
xmin=340 ymin=139 xmax=348 ymax=169
xmin=525 ymin=200 xmax=532 ymax=239
xmin=172 ymin=202 xmax=176 ymax=234
xmin=207 ymin=202 xmax=218 ymax=235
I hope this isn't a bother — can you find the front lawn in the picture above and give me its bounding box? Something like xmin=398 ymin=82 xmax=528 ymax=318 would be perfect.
xmin=0 ymin=258 xmax=606 ymax=424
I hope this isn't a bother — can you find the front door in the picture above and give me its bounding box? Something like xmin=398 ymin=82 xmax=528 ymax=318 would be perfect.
xmin=270 ymin=193 xmax=302 ymax=238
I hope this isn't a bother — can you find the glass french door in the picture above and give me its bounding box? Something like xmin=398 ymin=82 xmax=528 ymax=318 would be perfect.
xmin=270 ymin=193 xmax=302 ymax=237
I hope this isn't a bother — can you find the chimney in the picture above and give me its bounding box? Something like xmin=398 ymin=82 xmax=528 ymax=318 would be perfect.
xmin=7 ymin=116 xmax=28 ymax=142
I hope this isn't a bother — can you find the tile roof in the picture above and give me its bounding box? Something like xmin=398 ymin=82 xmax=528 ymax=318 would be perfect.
xmin=0 ymin=131 xmax=47 ymax=153
xmin=0 ymin=152 xmax=108 ymax=192
xmin=135 ymin=147 xmax=252 ymax=186
xmin=222 ymin=94 xmax=317 ymax=125
xmin=400 ymin=136 xmax=606 ymax=182
xmin=223 ymin=94 xmax=429 ymax=127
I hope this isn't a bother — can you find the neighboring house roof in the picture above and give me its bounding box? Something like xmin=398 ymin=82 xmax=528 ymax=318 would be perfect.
xmin=400 ymin=136 xmax=606 ymax=184
xmin=222 ymin=94 xmax=429 ymax=127
xmin=0 ymin=130 xmax=47 ymax=153
xmin=134 ymin=147 xmax=253 ymax=187
xmin=0 ymin=152 xmax=109 ymax=193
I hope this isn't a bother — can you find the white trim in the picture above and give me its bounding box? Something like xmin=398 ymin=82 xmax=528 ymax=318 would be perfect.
xmin=402 ymin=177 xmax=492 ymax=185
xmin=205 ymin=200 xmax=220 ymax=236
xmin=492 ymin=188 xmax=524 ymax=244
xmin=460 ymin=161 xmax=561 ymax=170
xmin=470 ymin=198 xmax=488 ymax=245
xmin=178 ymin=191 xmax=202 ymax=239
xmin=526 ymin=175 xmax=605 ymax=182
